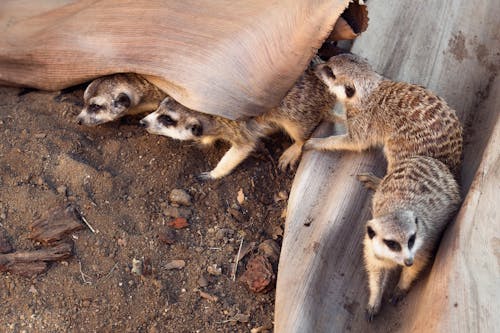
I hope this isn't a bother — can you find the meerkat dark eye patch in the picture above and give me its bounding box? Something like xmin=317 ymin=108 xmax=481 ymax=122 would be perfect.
xmin=88 ymin=104 xmax=102 ymax=113
xmin=383 ymin=239 xmax=401 ymax=252
xmin=415 ymin=217 xmax=419 ymax=225
xmin=408 ymin=234 xmax=416 ymax=249
xmin=113 ymin=93 xmax=131 ymax=108
xmin=158 ymin=114 xmax=177 ymax=127
xmin=367 ymin=226 xmax=376 ymax=239
xmin=323 ymin=66 xmax=336 ymax=79
xmin=345 ymin=85 xmax=356 ymax=98
xmin=189 ymin=124 xmax=203 ymax=137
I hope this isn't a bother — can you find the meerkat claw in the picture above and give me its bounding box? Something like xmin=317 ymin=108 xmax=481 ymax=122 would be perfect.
xmin=196 ymin=172 xmax=214 ymax=182
xmin=357 ymin=173 xmax=382 ymax=190
xmin=365 ymin=306 xmax=378 ymax=322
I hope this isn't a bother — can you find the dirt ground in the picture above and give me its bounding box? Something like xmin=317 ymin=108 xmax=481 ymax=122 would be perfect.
xmin=0 ymin=85 xmax=295 ymax=332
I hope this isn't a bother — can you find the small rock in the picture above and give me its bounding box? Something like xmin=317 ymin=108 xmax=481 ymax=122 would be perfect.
xmin=34 ymin=133 xmax=47 ymax=139
xmin=258 ymin=240 xmax=281 ymax=263
xmin=197 ymin=275 xmax=209 ymax=287
xmin=56 ymin=185 xmax=67 ymax=195
xmin=82 ymin=299 xmax=91 ymax=307
xmin=207 ymin=264 xmax=222 ymax=276
xmin=158 ymin=227 xmax=176 ymax=245
xmin=165 ymin=260 xmax=186 ymax=270
xmin=169 ymin=189 xmax=192 ymax=207
xmin=167 ymin=217 xmax=189 ymax=229
xmin=251 ymin=325 xmax=273 ymax=333
xmin=239 ymin=255 xmax=275 ymax=293
xmin=237 ymin=189 xmax=245 ymax=205
xmin=162 ymin=205 xmax=192 ymax=219
xmin=131 ymin=258 xmax=143 ymax=275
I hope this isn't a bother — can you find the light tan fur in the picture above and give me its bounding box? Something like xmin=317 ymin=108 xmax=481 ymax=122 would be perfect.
xmin=359 ymin=156 xmax=460 ymax=321
xmin=77 ymin=73 xmax=166 ymax=126
xmin=304 ymin=54 xmax=463 ymax=177
xmin=141 ymin=65 xmax=336 ymax=179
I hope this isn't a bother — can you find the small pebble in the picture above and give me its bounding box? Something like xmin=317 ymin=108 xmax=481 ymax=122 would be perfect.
xmin=131 ymin=258 xmax=143 ymax=275
xmin=197 ymin=275 xmax=209 ymax=288
xmin=207 ymin=264 xmax=222 ymax=276
xmin=169 ymin=189 xmax=192 ymax=207
xmin=165 ymin=260 xmax=186 ymax=270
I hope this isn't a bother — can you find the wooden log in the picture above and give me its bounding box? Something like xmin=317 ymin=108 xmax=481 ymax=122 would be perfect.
xmin=6 ymin=262 xmax=48 ymax=277
xmin=0 ymin=0 xmax=353 ymax=120
xmin=275 ymin=0 xmax=500 ymax=331
xmin=29 ymin=205 xmax=84 ymax=245
xmin=0 ymin=242 xmax=73 ymax=268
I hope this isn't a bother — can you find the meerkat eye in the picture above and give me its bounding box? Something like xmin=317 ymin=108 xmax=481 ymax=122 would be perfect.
xmin=367 ymin=226 xmax=376 ymax=239
xmin=415 ymin=217 xmax=419 ymax=225
xmin=158 ymin=114 xmax=177 ymax=127
xmin=323 ymin=66 xmax=336 ymax=79
xmin=113 ymin=93 xmax=131 ymax=108
xmin=383 ymin=239 xmax=401 ymax=252
xmin=408 ymin=234 xmax=416 ymax=249
xmin=189 ymin=124 xmax=203 ymax=137
xmin=88 ymin=104 xmax=102 ymax=113
xmin=345 ymin=85 xmax=356 ymax=98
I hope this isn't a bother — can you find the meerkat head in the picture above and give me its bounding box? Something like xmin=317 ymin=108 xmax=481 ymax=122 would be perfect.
xmin=77 ymin=75 xmax=138 ymax=126
xmin=365 ymin=210 xmax=420 ymax=267
xmin=140 ymin=97 xmax=204 ymax=140
xmin=314 ymin=53 xmax=382 ymax=105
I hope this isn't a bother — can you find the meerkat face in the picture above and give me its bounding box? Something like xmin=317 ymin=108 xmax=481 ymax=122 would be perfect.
xmin=366 ymin=210 xmax=420 ymax=267
xmin=77 ymin=77 xmax=136 ymax=126
xmin=140 ymin=97 xmax=204 ymax=140
xmin=314 ymin=53 xmax=380 ymax=105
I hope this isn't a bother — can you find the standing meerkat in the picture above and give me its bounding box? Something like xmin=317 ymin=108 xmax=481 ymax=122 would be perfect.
xmin=77 ymin=73 xmax=166 ymax=126
xmin=359 ymin=156 xmax=460 ymax=321
xmin=140 ymin=66 xmax=336 ymax=180
xmin=304 ymin=53 xmax=463 ymax=176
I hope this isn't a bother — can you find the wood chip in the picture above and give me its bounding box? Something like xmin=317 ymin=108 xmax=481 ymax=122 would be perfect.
xmin=237 ymin=189 xmax=245 ymax=205
xmin=29 ymin=205 xmax=83 ymax=244
xmin=199 ymin=290 xmax=218 ymax=302
xmin=167 ymin=217 xmax=189 ymax=229
xmin=239 ymin=255 xmax=275 ymax=293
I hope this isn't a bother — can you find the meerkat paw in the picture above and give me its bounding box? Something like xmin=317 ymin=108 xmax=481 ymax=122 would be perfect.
xmin=389 ymin=288 xmax=408 ymax=305
xmin=303 ymin=138 xmax=323 ymax=151
xmin=278 ymin=143 xmax=302 ymax=171
xmin=365 ymin=304 xmax=381 ymax=322
xmin=357 ymin=173 xmax=382 ymax=191
xmin=196 ymin=171 xmax=215 ymax=182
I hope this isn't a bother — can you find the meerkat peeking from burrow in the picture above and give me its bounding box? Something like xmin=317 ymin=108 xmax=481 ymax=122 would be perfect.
xmin=140 ymin=65 xmax=336 ymax=180
xmin=358 ymin=156 xmax=460 ymax=321
xmin=77 ymin=73 xmax=166 ymax=126
xmin=304 ymin=53 xmax=463 ymax=176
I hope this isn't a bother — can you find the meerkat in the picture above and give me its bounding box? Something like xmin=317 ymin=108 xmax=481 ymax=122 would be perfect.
xmin=77 ymin=73 xmax=166 ymax=126
xmin=358 ymin=155 xmax=460 ymax=321
xmin=303 ymin=53 xmax=463 ymax=176
xmin=140 ymin=66 xmax=336 ymax=180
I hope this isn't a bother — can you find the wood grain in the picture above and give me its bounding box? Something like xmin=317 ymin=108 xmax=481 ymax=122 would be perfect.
xmin=0 ymin=0 xmax=350 ymax=119
xmin=275 ymin=0 xmax=500 ymax=332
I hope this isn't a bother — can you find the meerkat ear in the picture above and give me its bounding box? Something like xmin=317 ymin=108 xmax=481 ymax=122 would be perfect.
xmin=367 ymin=225 xmax=376 ymax=239
xmin=114 ymin=92 xmax=131 ymax=108
xmin=345 ymin=85 xmax=356 ymax=98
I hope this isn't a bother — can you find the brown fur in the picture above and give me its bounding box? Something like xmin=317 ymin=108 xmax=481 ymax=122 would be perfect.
xmin=141 ymin=65 xmax=336 ymax=179
xmin=359 ymin=156 xmax=460 ymax=320
xmin=305 ymin=54 xmax=463 ymax=177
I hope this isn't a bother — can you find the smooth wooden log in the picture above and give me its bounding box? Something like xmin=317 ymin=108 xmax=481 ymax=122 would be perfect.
xmin=275 ymin=0 xmax=500 ymax=332
xmin=0 ymin=0 xmax=351 ymax=119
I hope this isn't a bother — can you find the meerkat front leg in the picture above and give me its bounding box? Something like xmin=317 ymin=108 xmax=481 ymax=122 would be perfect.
xmin=303 ymin=134 xmax=367 ymax=152
xmin=278 ymin=141 xmax=304 ymax=171
xmin=198 ymin=144 xmax=255 ymax=180
xmin=390 ymin=256 xmax=429 ymax=304
xmin=357 ymin=173 xmax=382 ymax=191
xmin=366 ymin=266 xmax=389 ymax=322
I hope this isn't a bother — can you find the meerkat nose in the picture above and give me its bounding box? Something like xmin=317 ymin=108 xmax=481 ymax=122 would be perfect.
xmin=404 ymin=258 xmax=414 ymax=267
xmin=77 ymin=118 xmax=83 ymax=125
xmin=139 ymin=119 xmax=148 ymax=127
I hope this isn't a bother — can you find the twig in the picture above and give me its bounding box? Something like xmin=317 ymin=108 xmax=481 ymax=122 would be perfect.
xmin=232 ymin=238 xmax=244 ymax=281
xmin=100 ymin=263 xmax=118 ymax=282
xmin=79 ymin=214 xmax=97 ymax=234
xmin=79 ymin=261 xmax=92 ymax=285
